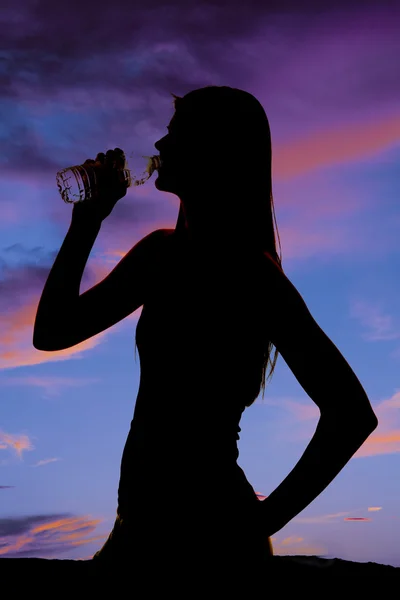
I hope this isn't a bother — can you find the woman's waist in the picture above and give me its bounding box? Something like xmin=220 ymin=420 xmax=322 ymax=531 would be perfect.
xmin=117 ymin=457 xmax=257 ymax=516
xmin=121 ymin=437 xmax=240 ymax=479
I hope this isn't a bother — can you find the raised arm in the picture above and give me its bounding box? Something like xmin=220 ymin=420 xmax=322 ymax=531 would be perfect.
xmin=33 ymin=213 xmax=167 ymax=352
xmin=259 ymin=253 xmax=378 ymax=536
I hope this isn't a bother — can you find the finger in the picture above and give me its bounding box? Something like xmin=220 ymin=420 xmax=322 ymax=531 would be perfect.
xmin=83 ymin=159 xmax=96 ymax=165
xmin=96 ymin=152 xmax=106 ymax=163
xmin=105 ymin=149 xmax=116 ymax=169
xmin=115 ymin=155 xmax=126 ymax=169
xmin=113 ymin=148 xmax=126 ymax=169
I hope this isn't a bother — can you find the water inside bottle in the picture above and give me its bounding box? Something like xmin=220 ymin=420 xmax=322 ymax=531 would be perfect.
xmin=56 ymin=154 xmax=161 ymax=204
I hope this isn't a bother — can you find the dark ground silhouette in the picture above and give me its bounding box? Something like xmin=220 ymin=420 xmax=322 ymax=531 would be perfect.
xmin=0 ymin=554 xmax=398 ymax=597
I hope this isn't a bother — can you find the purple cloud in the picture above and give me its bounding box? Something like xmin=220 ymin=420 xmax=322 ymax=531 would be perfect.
xmin=0 ymin=513 xmax=105 ymax=558
xmin=0 ymin=514 xmax=69 ymax=537
xmin=1 ymin=0 xmax=398 ymax=181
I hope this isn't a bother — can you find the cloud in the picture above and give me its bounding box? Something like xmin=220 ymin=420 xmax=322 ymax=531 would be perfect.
xmin=294 ymin=511 xmax=355 ymax=524
xmin=0 ymin=430 xmax=34 ymax=459
xmin=2 ymin=375 xmax=100 ymax=398
xmin=268 ymin=389 xmax=400 ymax=459
xmin=272 ymin=534 xmax=327 ymax=557
xmin=0 ymin=486 xmax=15 ymax=489
xmin=0 ymin=0 xmax=398 ymax=186
xmin=354 ymin=390 xmax=400 ymax=458
xmin=0 ymin=0 xmax=398 ymax=383
xmin=277 ymin=399 xmax=320 ymax=422
xmin=349 ymin=299 xmax=400 ymax=341
xmin=355 ymin=429 xmax=400 ymax=458
xmin=0 ymin=1 xmax=399 ymax=385
xmin=293 ymin=506 xmax=383 ymax=527
xmin=281 ymin=535 xmax=304 ymax=546
xmin=0 ymin=513 xmax=106 ymax=558
xmin=0 ymin=299 xmax=108 ymax=370
xmin=368 ymin=507 xmax=382 ymax=512
xmin=274 ymin=114 xmax=400 ymax=181
xmin=0 ymin=248 xmax=143 ymax=371
xmin=32 ymin=457 xmax=60 ymax=467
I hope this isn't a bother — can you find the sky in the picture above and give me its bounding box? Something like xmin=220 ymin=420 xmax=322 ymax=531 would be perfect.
xmin=1 ymin=0 xmax=399 ymax=566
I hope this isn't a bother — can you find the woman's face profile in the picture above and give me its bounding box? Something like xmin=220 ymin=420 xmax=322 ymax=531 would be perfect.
xmin=154 ymin=110 xmax=216 ymax=198
xmin=154 ymin=113 xmax=188 ymax=196
xmin=153 ymin=106 xmax=240 ymax=214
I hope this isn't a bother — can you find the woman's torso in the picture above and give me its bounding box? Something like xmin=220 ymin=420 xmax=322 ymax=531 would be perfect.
xmin=116 ymin=229 xmax=269 ymax=556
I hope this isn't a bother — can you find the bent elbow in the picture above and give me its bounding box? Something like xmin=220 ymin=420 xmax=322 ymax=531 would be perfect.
xmin=33 ymin=330 xmax=46 ymax=351
xmin=33 ymin=336 xmax=57 ymax=352
xmin=358 ymin=406 xmax=379 ymax=433
xmin=321 ymin=407 xmax=378 ymax=436
xmin=33 ymin=329 xmax=71 ymax=352
xmin=367 ymin=412 xmax=378 ymax=432
xmin=33 ymin=327 xmax=53 ymax=351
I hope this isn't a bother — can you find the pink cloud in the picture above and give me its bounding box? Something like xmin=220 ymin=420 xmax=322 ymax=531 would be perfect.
xmin=0 ymin=429 xmax=34 ymax=459
xmin=0 ymin=514 xmax=106 ymax=558
xmin=0 ymin=301 xmax=103 ymax=369
xmin=274 ymin=114 xmax=400 ymax=180
xmin=272 ymin=389 xmax=400 ymax=459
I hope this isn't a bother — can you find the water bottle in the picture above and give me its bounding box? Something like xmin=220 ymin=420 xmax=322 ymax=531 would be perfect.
xmin=56 ymin=151 xmax=161 ymax=204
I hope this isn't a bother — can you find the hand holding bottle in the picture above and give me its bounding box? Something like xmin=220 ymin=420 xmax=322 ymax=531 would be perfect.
xmin=71 ymin=148 xmax=128 ymax=225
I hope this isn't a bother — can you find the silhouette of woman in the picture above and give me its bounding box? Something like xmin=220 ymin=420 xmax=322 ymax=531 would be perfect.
xmin=33 ymin=86 xmax=378 ymax=589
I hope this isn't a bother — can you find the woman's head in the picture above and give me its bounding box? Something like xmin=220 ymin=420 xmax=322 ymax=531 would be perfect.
xmin=153 ymin=86 xmax=282 ymax=402
xmin=155 ymin=86 xmax=279 ymax=256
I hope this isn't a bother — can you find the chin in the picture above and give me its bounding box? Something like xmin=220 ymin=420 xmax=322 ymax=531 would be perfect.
xmin=155 ymin=173 xmax=176 ymax=195
xmin=154 ymin=176 xmax=168 ymax=192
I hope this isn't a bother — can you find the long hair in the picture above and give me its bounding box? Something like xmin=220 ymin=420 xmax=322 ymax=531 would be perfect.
xmin=169 ymin=86 xmax=283 ymax=404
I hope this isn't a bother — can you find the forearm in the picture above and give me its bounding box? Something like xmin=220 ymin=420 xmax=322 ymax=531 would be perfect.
xmin=261 ymin=413 xmax=377 ymax=536
xmin=33 ymin=215 xmax=102 ymax=342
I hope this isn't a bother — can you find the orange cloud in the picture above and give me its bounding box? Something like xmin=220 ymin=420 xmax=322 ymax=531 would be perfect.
xmin=275 ymin=389 xmax=400 ymax=459
xmin=0 ymin=299 xmax=112 ymax=370
xmin=354 ymin=391 xmax=400 ymax=458
xmin=0 ymin=535 xmax=34 ymax=556
xmin=281 ymin=536 xmax=304 ymax=546
xmin=368 ymin=507 xmax=382 ymax=512
xmin=0 ymin=514 xmax=106 ymax=558
xmin=31 ymin=516 xmax=101 ymax=535
xmin=272 ymin=534 xmax=327 ymax=557
xmin=354 ymin=429 xmax=400 ymax=458
xmin=0 ymin=270 xmax=141 ymax=369
xmin=0 ymin=430 xmax=34 ymax=458
xmin=274 ymin=113 xmax=400 ymax=179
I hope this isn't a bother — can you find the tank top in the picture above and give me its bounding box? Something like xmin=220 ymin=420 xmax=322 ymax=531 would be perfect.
xmin=117 ymin=231 xmax=266 ymax=521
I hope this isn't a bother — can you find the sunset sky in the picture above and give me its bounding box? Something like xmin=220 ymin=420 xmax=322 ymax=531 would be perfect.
xmin=1 ymin=0 xmax=399 ymax=566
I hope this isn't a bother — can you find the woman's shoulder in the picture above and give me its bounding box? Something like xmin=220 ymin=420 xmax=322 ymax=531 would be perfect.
xmin=159 ymin=228 xmax=175 ymax=236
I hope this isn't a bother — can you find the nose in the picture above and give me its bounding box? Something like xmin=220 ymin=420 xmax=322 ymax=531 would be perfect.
xmin=154 ymin=135 xmax=167 ymax=152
